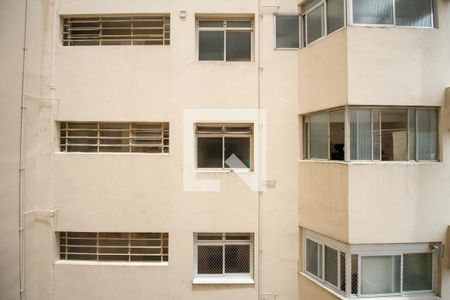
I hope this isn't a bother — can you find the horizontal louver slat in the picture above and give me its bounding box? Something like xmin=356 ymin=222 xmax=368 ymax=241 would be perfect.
xmin=59 ymin=122 xmax=169 ymax=154
xmin=59 ymin=232 xmax=169 ymax=263
xmin=62 ymin=15 xmax=170 ymax=46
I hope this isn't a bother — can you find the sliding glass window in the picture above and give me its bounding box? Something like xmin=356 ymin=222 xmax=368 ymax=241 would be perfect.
xmin=352 ymin=0 xmax=434 ymax=27
xmin=302 ymin=0 xmax=345 ymax=45
xmin=303 ymin=107 xmax=438 ymax=162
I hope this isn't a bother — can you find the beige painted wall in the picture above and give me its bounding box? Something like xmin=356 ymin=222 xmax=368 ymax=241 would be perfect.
xmin=298 ymin=162 xmax=348 ymax=243
xmin=298 ymin=29 xmax=348 ymax=114
xmin=0 ymin=0 xmax=300 ymax=299
xmin=0 ymin=1 xmax=26 ymax=299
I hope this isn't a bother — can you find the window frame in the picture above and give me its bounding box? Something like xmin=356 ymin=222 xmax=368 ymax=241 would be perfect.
xmin=193 ymin=233 xmax=254 ymax=284
xmin=274 ymin=14 xmax=302 ymax=50
xmin=61 ymin=14 xmax=171 ymax=46
xmin=302 ymin=229 xmax=439 ymax=298
xmin=348 ymin=0 xmax=435 ymax=28
xmin=302 ymin=0 xmax=347 ymax=46
xmin=196 ymin=19 xmax=254 ymax=62
xmin=302 ymin=106 xmax=439 ymax=162
xmin=195 ymin=123 xmax=254 ymax=171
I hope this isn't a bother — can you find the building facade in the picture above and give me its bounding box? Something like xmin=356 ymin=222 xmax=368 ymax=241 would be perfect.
xmin=0 ymin=0 xmax=449 ymax=300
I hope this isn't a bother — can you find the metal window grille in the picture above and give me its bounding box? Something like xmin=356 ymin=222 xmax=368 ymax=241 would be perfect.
xmin=59 ymin=232 xmax=169 ymax=262
xmin=59 ymin=122 xmax=169 ymax=153
xmin=194 ymin=233 xmax=253 ymax=277
xmin=303 ymin=230 xmax=439 ymax=298
xmin=62 ymin=15 xmax=170 ymax=46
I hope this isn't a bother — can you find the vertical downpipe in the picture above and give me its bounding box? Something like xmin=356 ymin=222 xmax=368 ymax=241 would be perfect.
xmin=19 ymin=0 xmax=29 ymax=299
xmin=49 ymin=1 xmax=59 ymax=299
xmin=257 ymin=0 xmax=263 ymax=299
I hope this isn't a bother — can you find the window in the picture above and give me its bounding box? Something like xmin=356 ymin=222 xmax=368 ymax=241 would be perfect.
xmin=196 ymin=123 xmax=253 ymax=169
xmin=352 ymin=0 xmax=434 ymax=27
xmin=194 ymin=233 xmax=254 ymax=283
xmin=303 ymin=230 xmax=438 ymax=298
xmin=303 ymin=107 xmax=438 ymax=161
xmin=304 ymin=237 xmax=346 ymax=292
xmin=59 ymin=122 xmax=169 ymax=154
xmin=59 ymin=232 xmax=168 ymax=263
xmin=275 ymin=15 xmax=300 ymax=49
xmin=197 ymin=19 xmax=253 ymax=61
xmin=303 ymin=109 xmax=345 ymax=160
xmin=350 ymin=108 xmax=438 ymax=161
xmin=302 ymin=0 xmax=345 ymax=45
xmin=62 ymin=15 xmax=170 ymax=46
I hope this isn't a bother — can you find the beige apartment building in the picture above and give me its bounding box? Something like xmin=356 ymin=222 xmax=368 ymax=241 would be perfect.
xmin=0 ymin=0 xmax=449 ymax=300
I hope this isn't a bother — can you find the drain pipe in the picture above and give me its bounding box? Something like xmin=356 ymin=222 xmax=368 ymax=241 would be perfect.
xmin=257 ymin=0 xmax=263 ymax=299
xmin=18 ymin=0 xmax=29 ymax=299
xmin=49 ymin=1 xmax=59 ymax=299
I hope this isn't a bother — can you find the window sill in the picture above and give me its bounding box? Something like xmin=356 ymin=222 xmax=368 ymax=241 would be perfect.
xmin=193 ymin=276 xmax=255 ymax=285
xmin=55 ymin=260 xmax=168 ymax=267
xmin=299 ymin=272 xmax=440 ymax=300
xmin=298 ymin=159 xmax=441 ymax=166
xmin=194 ymin=168 xmax=252 ymax=173
xmin=55 ymin=152 xmax=169 ymax=156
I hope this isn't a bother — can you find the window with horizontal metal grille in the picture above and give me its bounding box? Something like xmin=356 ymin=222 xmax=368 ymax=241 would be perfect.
xmin=59 ymin=122 xmax=169 ymax=153
xmin=62 ymin=15 xmax=170 ymax=46
xmin=59 ymin=232 xmax=169 ymax=263
xmin=194 ymin=233 xmax=253 ymax=278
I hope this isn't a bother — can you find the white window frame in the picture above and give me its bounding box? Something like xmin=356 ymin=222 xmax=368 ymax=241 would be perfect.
xmin=193 ymin=233 xmax=254 ymax=284
xmin=302 ymin=229 xmax=439 ymax=298
xmin=302 ymin=0 xmax=347 ymax=46
xmin=274 ymin=14 xmax=302 ymax=50
xmin=348 ymin=0 xmax=435 ymax=28
xmin=196 ymin=19 xmax=254 ymax=62
xmin=195 ymin=123 xmax=254 ymax=171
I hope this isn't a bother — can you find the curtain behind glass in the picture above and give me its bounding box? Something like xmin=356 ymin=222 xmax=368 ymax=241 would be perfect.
xmin=327 ymin=0 xmax=345 ymax=34
xmin=350 ymin=109 xmax=372 ymax=160
xmin=353 ymin=0 xmax=394 ymax=24
xmin=361 ymin=256 xmax=401 ymax=295
xmin=395 ymin=0 xmax=432 ymax=27
xmin=310 ymin=112 xmax=329 ymax=159
xmin=307 ymin=6 xmax=325 ymax=44
xmin=276 ymin=16 xmax=300 ymax=48
xmin=417 ymin=109 xmax=437 ymax=160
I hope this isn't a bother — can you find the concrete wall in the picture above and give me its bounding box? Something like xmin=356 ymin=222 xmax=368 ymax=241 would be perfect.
xmin=0 ymin=0 xmax=300 ymax=299
xmin=0 ymin=1 xmax=26 ymax=299
xmin=298 ymin=162 xmax=348 ymax=243
xmin=298 ymin=29 xmax=348 ymax=114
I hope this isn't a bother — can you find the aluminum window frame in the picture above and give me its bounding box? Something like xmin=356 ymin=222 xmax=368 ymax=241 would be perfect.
xmin=274 ymin=14 xmax=302 ymax=50
xmin=196 ymin=19 xmax=254 ymax=62
xmin=348 ymin=0 xmax=435 ymax=28
xmin=303 ymin=107 xmax=346 ymax=161
xmin=195 ymin=123 xmax=254 ymax=171
xmin=302 ymin=0 xmax=347 ymax=46
xmin=302 ymin=229 xmax=439 ymax=298
xmin=193 ymin=233 xmax=254 ymax=280
xmin=302 ymin=106 xmax=439 ymax=162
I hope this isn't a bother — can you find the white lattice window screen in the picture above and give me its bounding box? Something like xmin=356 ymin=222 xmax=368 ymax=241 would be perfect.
xmin=194 ymin=233 xmax=253 ymax=277
xmin=303 ymin=230 xmax=439 ymax=298
xmin=59 ymin=122 xmax=169 ymax=153
xmin=59 ymin=232 xmax=169 ymax=263
xmin=62 ymin=15 xmax=170 ymax=46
